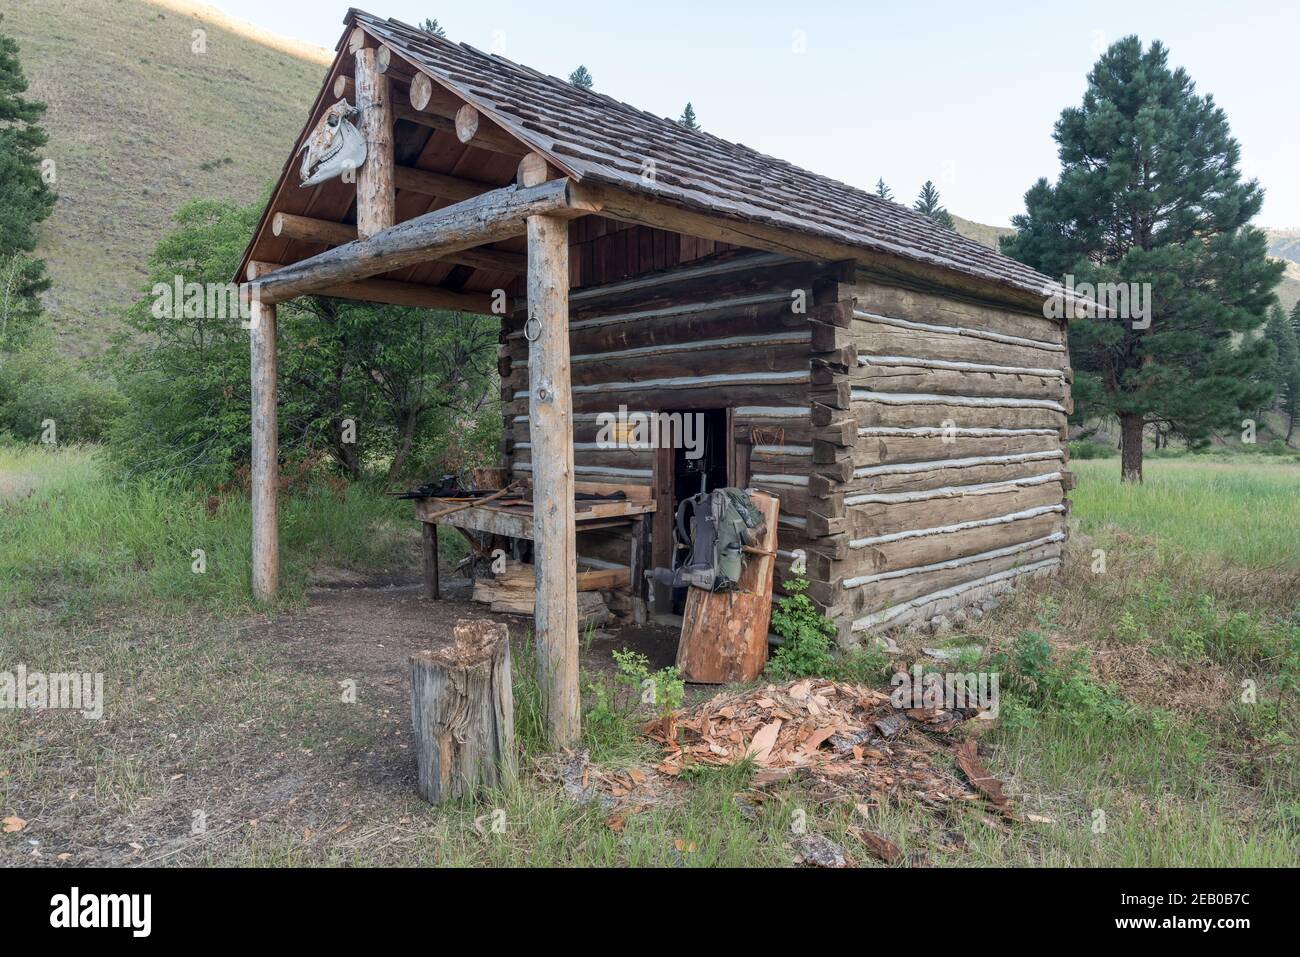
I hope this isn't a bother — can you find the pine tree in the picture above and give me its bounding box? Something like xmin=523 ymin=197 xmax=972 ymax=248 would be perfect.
xmin=0 ymin=14 xmax=57 ymax=350
xmin=678 ymin=102 xmax=700 ymax=130
xmin=1265 ymin=305 xmax=1300 ymax=443
xmin=1000 ymin=37 xmax=1283 ymax=481
xmin=420 ymin=18 xmax=447 ymax=38
xmin=913 ymin=180 xmax=953 ymax=229
xmin=874 ymin=178 xmax=893 ymax=201
xmin=568 ymin=65 xmax=593 ymax=90
xmin=1292 ymin=300 xmax=1300 ymax=337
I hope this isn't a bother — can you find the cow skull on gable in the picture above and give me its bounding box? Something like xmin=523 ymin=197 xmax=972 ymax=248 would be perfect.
xmin=298 ymin=99 xmax=367 ymax=187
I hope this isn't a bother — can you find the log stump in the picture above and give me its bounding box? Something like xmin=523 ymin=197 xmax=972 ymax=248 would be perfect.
xmin=410 ymin=619 xmax=516 ymax=803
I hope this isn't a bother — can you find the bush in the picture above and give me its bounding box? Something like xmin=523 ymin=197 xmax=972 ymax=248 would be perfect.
xmin=767 ymin=576 xmax=837 ymax=678
xmin=0 ymin=345 xmax=125 ymax=443
xmin=1067 ymin=440 xmax=1118 ymax=459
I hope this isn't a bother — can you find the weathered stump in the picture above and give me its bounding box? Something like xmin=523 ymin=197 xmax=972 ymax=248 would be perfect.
xmin=410 ymin=619 xmax=516 ymax=803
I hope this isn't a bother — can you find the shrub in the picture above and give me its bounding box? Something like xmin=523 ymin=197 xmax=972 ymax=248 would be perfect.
xmin=0 ymin=345 xmax=125 ymax=443
xmin=767 ymin=576 xmax=837 ymax=678
xmin=1068 ymin=440 xmax=1118 ymax=459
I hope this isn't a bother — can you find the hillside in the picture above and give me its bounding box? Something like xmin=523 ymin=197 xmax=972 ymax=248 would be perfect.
xmin=1 ymin=0 xmax=327 ymax=356
xmin=952 ymin=217 xmax=1299 ymax=315
xmin=950 ymin=213 xmax=1012 ymax=251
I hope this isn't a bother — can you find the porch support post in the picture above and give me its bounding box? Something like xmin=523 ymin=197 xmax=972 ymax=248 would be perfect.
xmin=526 ymin=212 xmax=579 ymax=746
xmin=355 ymin=45 xmax=395 ymax=238
xmin=250 ymin=297 xmax=279 ymax=601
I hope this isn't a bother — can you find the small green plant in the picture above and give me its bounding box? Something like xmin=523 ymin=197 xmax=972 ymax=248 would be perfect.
xmin=612 ymin=648 xmax=684 ymax=717
xmin=584 ymin=649 xmax=682 ymax=729
xmin=767 ymin=575 xmax=837 ymax=678
xmin=991 ymin=628 xmax=1135 ymax=728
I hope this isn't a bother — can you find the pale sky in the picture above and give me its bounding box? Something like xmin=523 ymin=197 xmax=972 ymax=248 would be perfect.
xmin=211 ymin=0 xmax=1300 ymax=228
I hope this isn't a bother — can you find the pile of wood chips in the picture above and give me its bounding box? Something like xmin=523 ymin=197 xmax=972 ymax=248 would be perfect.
xmin=646 ymin=677 xmax=1011 ymax=816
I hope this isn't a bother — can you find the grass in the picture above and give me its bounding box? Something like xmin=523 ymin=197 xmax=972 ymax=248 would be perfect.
xmin=0 ymin=444 xmax=412 ymax=615
xmin=1070 ymin=457 xmax=1300 ymax=568
xmin=2 ymin=442 xmax=1298 ymax=866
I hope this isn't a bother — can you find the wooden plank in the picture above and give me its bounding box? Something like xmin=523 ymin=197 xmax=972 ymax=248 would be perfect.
xmin=675 ymin=491 xmax=780 ymax=684
xmin=854 ymin=280 xmax=1066 ymax=344
xmin=527 ymin=212 xmax=580 ymax=747
xmin=266 ymin=216 xmax=525 ymax=273
xmin=250 ymin=299 xmax=279 ymax=601
xmin=570 ymin=181 xmax=1055 ymax=314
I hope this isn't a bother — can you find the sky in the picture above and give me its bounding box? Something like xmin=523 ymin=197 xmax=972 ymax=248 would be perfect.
xmin=210 ymin=0 xmax=1300 ymax=228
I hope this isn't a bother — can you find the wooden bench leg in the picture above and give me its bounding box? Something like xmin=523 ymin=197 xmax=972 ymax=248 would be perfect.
xmin=631 ymin=516 xmax=650 ymax=624
xmin=422 ymin=522 xmax=440 ymax=600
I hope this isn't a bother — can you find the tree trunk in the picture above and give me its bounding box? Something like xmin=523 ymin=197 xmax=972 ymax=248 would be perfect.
xmin=410 ymin=619 xmax=516 ymax=804
xmin=385 ymin=408 xmax=420 ymax=488
xmin=1119 ymin=412 xmax=1144 ymax=483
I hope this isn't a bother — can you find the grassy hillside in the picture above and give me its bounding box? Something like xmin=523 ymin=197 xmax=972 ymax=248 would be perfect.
xmin=950 ymin=213 xmax=1012 ymax=251
xmin=1 ymin=0 xmax=327 ymax=356
xmin=953 ymin=216 xmax=1299 ymax=314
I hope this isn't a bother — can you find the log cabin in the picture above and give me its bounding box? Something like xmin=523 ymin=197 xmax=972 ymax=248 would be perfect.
xmin=236 ymin=9 xmax=1084 ymax=741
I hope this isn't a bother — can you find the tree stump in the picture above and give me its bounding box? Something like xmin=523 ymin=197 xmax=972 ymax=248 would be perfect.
xmin=410 ymin=619 xmax=516 ymax=803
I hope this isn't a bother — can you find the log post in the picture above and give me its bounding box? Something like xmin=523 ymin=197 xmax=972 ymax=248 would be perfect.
xmin=527 ymin=212 xmax=579 ymax=747
xmin=354 ymin=46 xmax=395 ymax=238
xmin=421 ymin=522 xmax=440 ymax=600
xmin=249 ymin=296 xmax=279 ymax=601
xmin=410 ymin=619 xmax=516 ymax=803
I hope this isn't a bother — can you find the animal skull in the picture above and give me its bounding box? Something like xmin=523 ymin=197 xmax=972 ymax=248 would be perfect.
xmin=298 ymin=99 xmax=367 ymax=187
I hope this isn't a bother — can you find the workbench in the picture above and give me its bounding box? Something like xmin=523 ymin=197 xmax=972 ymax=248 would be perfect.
xmin=413 ymin=482 xmax=655 ymax=604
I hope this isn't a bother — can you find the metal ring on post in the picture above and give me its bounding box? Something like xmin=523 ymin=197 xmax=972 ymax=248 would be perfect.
xmin=524 ymin=314 xmax=542 ymax=342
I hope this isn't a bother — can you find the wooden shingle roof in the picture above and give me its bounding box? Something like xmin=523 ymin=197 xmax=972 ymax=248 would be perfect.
xmin=345 ymin=8 xmax=1060 ymax=301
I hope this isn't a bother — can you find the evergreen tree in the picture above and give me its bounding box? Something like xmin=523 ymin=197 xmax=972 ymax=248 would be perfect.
xmin=1000 ymin=37 xmax=1282 ymax=481
xmin=678 ymin=102 xmax=700 ymax=130
xmin=420 ymin=18 xmax=447 ymax=38
xmin=1292 ymin=300 xmax=1300 ymax=336
xmin=568 ymin=65 xmax=593 ymax=90
xmin=1265 ymin=305 xmax=1300 ymax=443
xmin=874 ymin=178 xmax=893 ymax=201
xmin=0 ymin=14 xmax=57 ymax=350
xmin=913 ymin=180 xmax=953 ymax=229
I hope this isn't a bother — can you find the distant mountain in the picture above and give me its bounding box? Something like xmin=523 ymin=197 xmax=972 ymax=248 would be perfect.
xmin=3 ymin=0 xmax=327 ymax=356
xmin=950 ymin=213 xmax=1013 ymax=251
xmin=952 ymin=216 xmax=1299 ymax=315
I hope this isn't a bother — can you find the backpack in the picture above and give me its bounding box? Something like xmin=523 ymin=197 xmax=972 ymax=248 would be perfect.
xmin=651 ymin=487 xmax=766 ymax=593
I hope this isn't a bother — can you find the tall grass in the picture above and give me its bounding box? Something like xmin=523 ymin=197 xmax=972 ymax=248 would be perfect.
xmin=1071 ymin=458 xmax=1300 ymax=568
xmin=0 ymin=443 xmax=410 ymax=615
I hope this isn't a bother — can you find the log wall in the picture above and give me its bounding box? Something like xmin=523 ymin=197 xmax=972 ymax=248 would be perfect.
xmin=498 ymin=251 xmax=1073 ymax=642
xmin=810 ymin=275 xmax=1074 ymax=641
xmin=501 ymin=252 xmax=830 ymax=581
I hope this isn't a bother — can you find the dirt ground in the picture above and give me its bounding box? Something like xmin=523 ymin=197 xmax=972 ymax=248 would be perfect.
xmin=270 ymin=573 xmax=682 ymax=715
xmin=5 ymin=562 xmax=689 ymax=867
